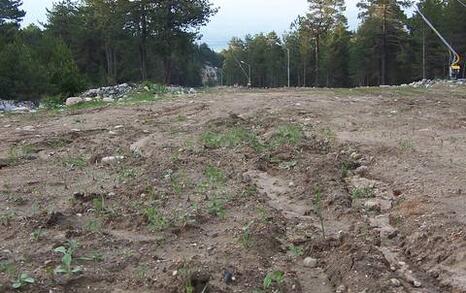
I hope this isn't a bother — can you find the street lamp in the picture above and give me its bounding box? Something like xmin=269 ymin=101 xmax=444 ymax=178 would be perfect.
xmin=285 ymin=47 xmax=290 ymax=88
xmin=240 ymin=61 xmax=252 ymax=87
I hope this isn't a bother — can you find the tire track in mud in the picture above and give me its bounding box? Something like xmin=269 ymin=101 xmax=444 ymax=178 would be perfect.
xmin=244 ymin=163 xmax=444 ymax=292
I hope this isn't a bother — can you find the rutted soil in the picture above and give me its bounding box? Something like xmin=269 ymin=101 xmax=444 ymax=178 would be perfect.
xmin=0 ymin=86 xmax=466 ymax=292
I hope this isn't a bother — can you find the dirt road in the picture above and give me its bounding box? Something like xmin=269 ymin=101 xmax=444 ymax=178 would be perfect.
xmin=1 ymin=86 xmax=465 ymax=292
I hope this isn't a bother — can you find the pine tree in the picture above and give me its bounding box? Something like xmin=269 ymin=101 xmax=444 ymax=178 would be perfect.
xmin=301 ymin=0 xmax=345 ymax=86
xmin=0 ymin=0 xmax=25 ymax=27
xmin=356 ymin=0 xmax=411 ymax=85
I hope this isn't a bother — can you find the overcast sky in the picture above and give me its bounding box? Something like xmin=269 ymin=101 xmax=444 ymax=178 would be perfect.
xmin=21 ymin=0 xmax=361 ymax=51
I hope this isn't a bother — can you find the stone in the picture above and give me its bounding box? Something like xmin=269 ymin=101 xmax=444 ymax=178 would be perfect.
xmin=413 ymin=280 xmax=422 ymax=287
xmin=21 ymin=126 xmax=35 ymax=132
xmin=103 ymin=97 xmax=114 ymax=103
xmin=355 ymin=166 xmax=369 ymax=176
xmin=303 ymin=257 xmax=317 ymax=268
xmin=66 ymin=97 xmax=84 ymax=106
xmin=390 ymin=278 xmax=401 ymax=287
xmin=336 ymin=285 xmax=346 ymax=293
xmin=101 ymin=156 xmax=125 ymax=164
xmin=350 ymin=152 xmax=362 ymax=160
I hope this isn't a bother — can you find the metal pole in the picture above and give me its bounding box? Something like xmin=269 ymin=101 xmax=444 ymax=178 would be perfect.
xmin=248 ymin=63 xmax=252 ymax=87
xmin=422 ymin=24 xmax=426 ymax=80
xmin=415 ymin=5 xmax=460 ymax=78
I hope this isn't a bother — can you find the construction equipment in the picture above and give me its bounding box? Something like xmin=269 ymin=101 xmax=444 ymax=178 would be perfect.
xmin=415 ymin=4 xmax=461 ymax=79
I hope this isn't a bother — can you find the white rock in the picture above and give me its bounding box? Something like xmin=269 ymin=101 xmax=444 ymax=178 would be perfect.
xmin=66 ymin=97 xmax=84 ymax=106
xmin=21 ymin=125 xmax=35 ymax=131
xmin=336 ymin=285 xmax=346 ymax=293
xmin=390 ymin=278 xmax=401 ymax=287
xmin=114 ymin=125 xmax=124 ymax=129
xmin=413 ymin=280 xmax=422 ymax=287
xmin=350 ymin=152 xmax=362 ymax=160
xmin=101 ymin=156 xmax=125 ymax=164
xmin=103 ymin=97 xmax=114 ymax=103
xmin=303 ymin=257 xmax=317 ymax=268
xmin=84 ymin=97 xmax=93 ymax=102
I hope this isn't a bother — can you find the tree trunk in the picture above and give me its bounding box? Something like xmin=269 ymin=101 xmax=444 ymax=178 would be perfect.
xmin=315 ymin=35 xmax=320 ymax=87
xmin=139 ymin=4 xmax=147 ymax=81
xmin=381 ymin=4 xmax=387 ymax=85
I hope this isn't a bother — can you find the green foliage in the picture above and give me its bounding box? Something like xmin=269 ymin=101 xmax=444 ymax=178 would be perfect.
xmin=288 ymin=244 xmax=304 ymax=257
xmin=314 ymin=188 xmax=326 ymax=239
xmin=399 ymin=140 xmax=416 ymax=152
xmin=0 ymin=260 xmax=16 ymax=276
xmin=351 ymin=187 xmax=375 ymax=199
xmin=53 ymin=240 xmax=82 ymax=275
xmin=7 ymin=144 xmax=37 ymax=164
xmin=201 ymin=127 xmax=262 ymax=150
xmin=207 ymin=197 xmax=225 ymax=218
xmin=270 ymin=125 xmax=303 ymax=147
xmin=144 ymin=207 xmax=168 ymax=231
xmin=63 ymin=155 xmax=87 ymax=169
xmin=31 ymin=228 xmax=45 ymax=241
xmin=11 ymin=273 xmax=34 ymax=289
xmin=204 ymin=165 xmax=226 ymax=187
xmin=263 ymin=271 xmax=285 ymax=289
xmin=239 ymin=221 xmax=254 ymax=248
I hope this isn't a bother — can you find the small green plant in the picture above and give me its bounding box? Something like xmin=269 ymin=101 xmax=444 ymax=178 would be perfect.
xmin=399 ymin=140 xmax=415 ymax=152
xmin=41 ymin=95 xmax=65 ymax=109
xmin=63 ymin=155 xmax=87 ymax=169
xmin=351 ymin=187 xmax=375 ymax=199
xmin=0 ymin=211 xmax=15 ymax=226
xmin=320 ymin=127 xmax=336 ymax=142
xmin=144 ymin=207 xmax=168 ymax=231
xmin=0 ymin=261 xmax=16 ymax=276
xmin=205 ymin=165 xmax=226 ymax=187
xmin=340 ymin=161 xmax=354 ymax=178
xmin=314 ymin=188 xmax=326 ymax=239
xmin=239 ymin=221 xmax=254 ymax=248
xmin=241 ymin=185 xmax=257 ymax=197
xmin=263 ymin=271 xmax=285 ymax=290
xmin=80 ymin=251 xmax=104 ymax=262
xmin=135 ymin=264 xmax=149 ymax=280
xmin=179 ymin=264 xmax=194 ymax=293
xmin=7 ymin=144 xmax=37 ymax=164
xmin=270 ymin=125 xmax=302 ymax=148
xmin=288 ymin=244 xmax=304 ymax=257
xmin=118 ymin=168 xmax=137 ymax=181
xmin=92 ymin=195 xmax=106 ymax=214
xmin=278 ymin=160 xmax=297 ymax=170
xmin=207 ymin=197 xmax=225 ymax=218
xmin=53 ymin=240 xmax=82 ymax=275
xmin=257 ymin=207 xmax=270 ymax=223
xmin=11 ymin=273 xmax=35 ymax=289
xmin=85 ymin=218 xmax=103 ymax=233
xmin=201 ymin=127 xmax=262 ymax=151
xmin=31 ymin=228 xmax=45 ymax=241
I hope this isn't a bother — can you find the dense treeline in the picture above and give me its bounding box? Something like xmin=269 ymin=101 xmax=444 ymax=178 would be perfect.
xmin=221 ymin=0 xmax=466 ymax=87
xmin=0 ymin=0 xmax=219 ymax=101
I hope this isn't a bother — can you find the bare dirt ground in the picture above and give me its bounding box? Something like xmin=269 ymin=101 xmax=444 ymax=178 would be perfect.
xmin=1 ymin=86 xmax=466 ymax=293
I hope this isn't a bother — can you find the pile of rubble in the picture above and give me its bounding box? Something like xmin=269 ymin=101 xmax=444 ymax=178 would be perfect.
xmin=66 ymin=83 xmax=134 ymax=106
xmin=406 ymin=79 xmax=465 ymax=88
xmin=0 ymin=100 xmax=36 ymax=113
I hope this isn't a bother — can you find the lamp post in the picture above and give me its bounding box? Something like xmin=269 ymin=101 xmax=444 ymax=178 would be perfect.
xmin=240 ymin=61 xmax=252 ymax=87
